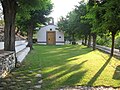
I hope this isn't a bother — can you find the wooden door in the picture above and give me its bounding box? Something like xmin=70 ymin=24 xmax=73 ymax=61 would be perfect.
xmin=47 ymin=31 xmax=56 ymax=45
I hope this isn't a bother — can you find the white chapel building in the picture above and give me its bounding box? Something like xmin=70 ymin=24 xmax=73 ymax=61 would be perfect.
xmin=37 ymin=17 xmax=64 ymax=45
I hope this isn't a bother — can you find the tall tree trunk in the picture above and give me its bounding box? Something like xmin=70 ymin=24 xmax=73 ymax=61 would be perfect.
xmin=72 ymin=34 xmax=76 ymax=45
xmin=85 ymin=35 xmax=87 ymax=45
xmin=88 ymin=34 xmax=91 ymax=47
xmin=110 ymin=32 xmax=115 ymax=57
xmin=92 ymin=33 xmax=97 ymax=50
xmin=82 ymin=38 xmax=84 ymax=45
xmin=2 ymin=0 xmax=17 ymax=51
xmin=27 ymin=24 xmax=34 ymax=50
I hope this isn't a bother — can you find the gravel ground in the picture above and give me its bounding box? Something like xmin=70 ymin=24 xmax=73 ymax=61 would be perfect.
xmin=59 ymin=86 xmax=120 ymax=90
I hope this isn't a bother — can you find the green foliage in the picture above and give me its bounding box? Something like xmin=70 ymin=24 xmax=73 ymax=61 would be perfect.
xmin=17 ymin=0 xmax=50 ymax=19
xmin=101 ymin=0 xmax=120 ymax=34
xmin=96 ymin=35 xmax=112 ymax=47
xmin=58 ymin=17 xmax=69 ymax=41
xmin=16 ymin=0 xmax=53 ymax=34
xmin=58 ymin=1 xmax=91 ymax=42
xmin=86 ymin=0 xmax=120 ymax=35
xmin=115 ymin=36 xmax=120 ymax=49
xmin=85 ymin=0 xmax=105 ymax=34
xmin=96 ymin=33 xmax=120 ymax=49
xmin=0 ymin=19 xmax=4 ymax=26
xmin=85 ymin=0 xmax=120 ymax=55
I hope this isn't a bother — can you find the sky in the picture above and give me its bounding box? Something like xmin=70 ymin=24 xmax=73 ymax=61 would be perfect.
xmin=49 ymin=0 xmax=87 ymax=23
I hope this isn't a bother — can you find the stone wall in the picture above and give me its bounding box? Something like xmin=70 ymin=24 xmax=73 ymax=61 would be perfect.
xmin=0 ymin=26 xmax=4 ymax=42
xmin=0 ymin=51 xmax=15 ymax=78
xmin=0 ymin=33 xmax=4 ymax=42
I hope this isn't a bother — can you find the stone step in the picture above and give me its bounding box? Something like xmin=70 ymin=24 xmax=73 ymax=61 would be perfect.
xmin=0 ymin=42 xmax=4 ymax=50
xmin=16 ymin=47 xmax=30 ymax=63
xmin=15 ymin=40 xmax=27 ymax=46
xmin=15 ymin=42 xmax=28 ymax=53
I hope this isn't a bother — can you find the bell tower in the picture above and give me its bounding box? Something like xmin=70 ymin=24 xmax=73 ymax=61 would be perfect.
xmin=48 ymin=17 xmax=54 ymax=25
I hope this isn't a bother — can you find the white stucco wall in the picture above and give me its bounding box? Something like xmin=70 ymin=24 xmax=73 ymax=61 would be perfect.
xmin=56 ymin=31 xmax=64 ymax=42
xmin=37 ymin=28 xmax=46 ymax=43
xmin=37 ymin=25 xmax=64 ymax=45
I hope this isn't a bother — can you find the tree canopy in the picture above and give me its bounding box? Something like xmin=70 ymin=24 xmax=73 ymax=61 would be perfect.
xmin=58 ymin=0 xmax=120 ymax=57
xmin=16 ymin=0 xmax=53 ymax=49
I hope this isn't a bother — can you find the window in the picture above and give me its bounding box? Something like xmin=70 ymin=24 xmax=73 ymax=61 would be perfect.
xmin=59 ymin=36 xmax=61 ymax=38
xmin=50 ymin=28 xmax=52 ymax=31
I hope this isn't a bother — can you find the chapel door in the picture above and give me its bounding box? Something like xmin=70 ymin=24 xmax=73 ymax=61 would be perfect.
xmin=47 ymin=31 xmax=56 ymax=45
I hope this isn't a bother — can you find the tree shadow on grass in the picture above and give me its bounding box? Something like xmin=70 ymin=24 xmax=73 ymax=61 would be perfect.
xmin=49 ymin=60 xmax=87 ymax=77
xmin=113 ymin=65 xmax=120 ymax=80
xmin=87 ymin=57 xmax=112 ymax=86
xmin=61 ymin=70 xmax=87 ymax=87
xmin=42 ymin=60 xmax=88 ymax=89
xmin=23 ymin=45 xmax=92 ymax=89
xmin=39 ymin=45 xmax=92 ymax=68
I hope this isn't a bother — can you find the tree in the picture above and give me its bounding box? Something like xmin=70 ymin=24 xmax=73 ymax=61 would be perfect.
xmin=86 ymin=0 xmax=120 ymax=56
xmin=58 ymin=1 xmax=91 ymax=45
xmin=16 ymin=1 xmax=53 ymax=49
xmin=85 ymin=0 xmax=106 ymax=50
xmin=58 ymin=11 xmax=78 ymax=44
xmin=67 ymin=11 xmax=78 ymax=44
xmin=75 ymin=1 xmax=91 ymax=46
xmin=58 ymin=16 xmax=70 ymax=42
xmin=101 ymin=0 xmax=120 ymax=57
xmin=0 ymin=0 xmax=46 ymax=51
xmin=1 ymin=0 xmax=17 ymax=51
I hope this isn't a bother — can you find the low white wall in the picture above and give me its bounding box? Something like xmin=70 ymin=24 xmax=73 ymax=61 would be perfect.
xmin=0 ymin=40 xmax=27 ymax=52
xmin=0 ymin=42 xmax=4 ymax=50
xmin=56 ymin=43 xmax=64 ymax=45
xmin=37 ymin=43 xmax=46 ymax=45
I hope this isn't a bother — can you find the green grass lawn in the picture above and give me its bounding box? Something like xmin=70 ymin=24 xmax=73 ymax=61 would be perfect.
xmin=17 ymin=45 xmax=120 ymax=89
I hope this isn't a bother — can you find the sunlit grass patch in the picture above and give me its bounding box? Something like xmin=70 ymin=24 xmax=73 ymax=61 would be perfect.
xmin=19 ymin=45 xmax=120 ymax=89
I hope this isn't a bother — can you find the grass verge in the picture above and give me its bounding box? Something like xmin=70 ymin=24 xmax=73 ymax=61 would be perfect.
xmin=23 ymin=45 xmax=120 ymax=89
xmin=6 ymin=45 xmax=120 ymax=90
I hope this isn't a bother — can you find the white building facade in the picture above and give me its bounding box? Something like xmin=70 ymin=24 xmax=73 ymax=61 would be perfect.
xmin=37 ymin=25 xmax=64 ymax=45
